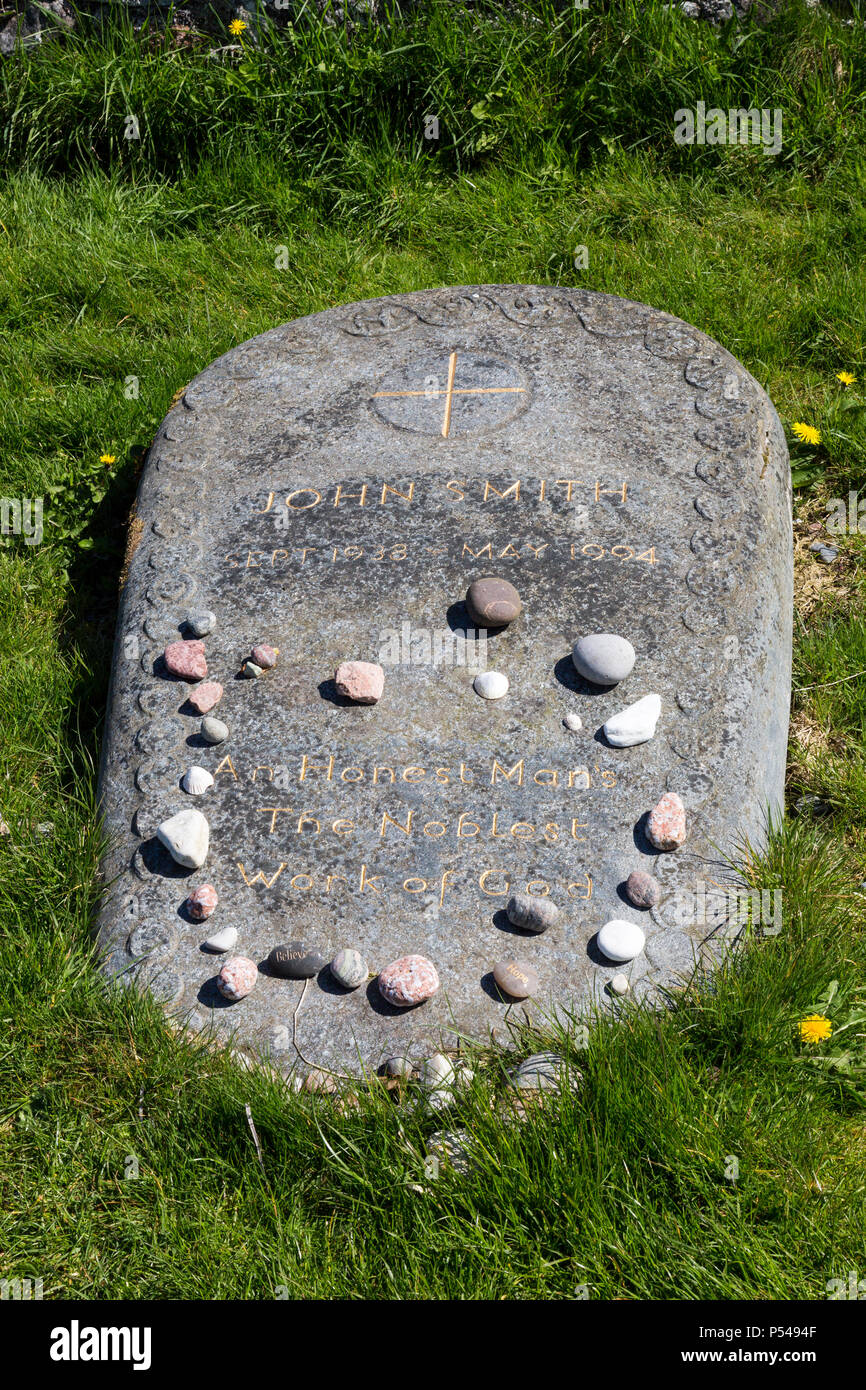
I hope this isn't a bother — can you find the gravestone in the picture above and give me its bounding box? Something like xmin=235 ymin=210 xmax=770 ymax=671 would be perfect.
xmin=95 ymin=285 xmax=793 ymax=1076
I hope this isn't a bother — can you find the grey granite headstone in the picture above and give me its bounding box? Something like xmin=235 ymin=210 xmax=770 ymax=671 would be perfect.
xmin=96 ymin=285 xmax=792 ymax=1075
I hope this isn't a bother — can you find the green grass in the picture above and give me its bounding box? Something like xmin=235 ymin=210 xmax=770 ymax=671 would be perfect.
xmin=1 ymin=0 xmax=866 ymax=1300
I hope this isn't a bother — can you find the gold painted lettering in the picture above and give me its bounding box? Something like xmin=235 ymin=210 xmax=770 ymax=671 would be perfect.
xmin=333 ymin=483 xmax=368 ymax=507
xmin=462 ymin=542 xmax=492 ymax=559
xmin=380 ymin=482 xmax=415 ymax=504
xmin=286 ymin=489 xmax=321 ymax=509
xmin=299 ymin=754 xmax=335 ymax=781
xmin=380 ymin=808 xmax=414 ymax=837
xmin=214 ymin=755 xmax=238 ymax=780
xmin=359 ymin=863 xmax=382 ymax=893
xmin=483 ymin=480 xmax=520 ymax=502
xmin=251 ymin=765 xmax=274 ymax=783
xmin=259 ymin=807 xmax=293 ymax=834
xmin=237 ymin=861 xmax=287 ymax=888
xmin=491 ymin=759 xmax=524 ymax=786
xmin=331 ymin=819 xmax=354 ymax=835
xmin=479 ymin=870 xmax=510 ymax=896
xmin=372 ymin=766 xmax=396 ymax=784
xmin=402 ymin=766 xmax=426 ymax=782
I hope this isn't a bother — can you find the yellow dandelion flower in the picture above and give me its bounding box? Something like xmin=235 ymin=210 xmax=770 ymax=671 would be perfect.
xmin=792 ymin=422 xmax=821 ymax=446
xmin=836 ymin=371 xmax=856 ymax=386
xmin=100 ymin=453 xmax=117 ymax=465
xmin=229 ymin=18 xmax=247 ymax=35
xmin=798 ymin=1014 xmax=832 ymax=1044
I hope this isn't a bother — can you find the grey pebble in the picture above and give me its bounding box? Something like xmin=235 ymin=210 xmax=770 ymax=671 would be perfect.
xmin=330 ymin=948 xmax=369 ymax=990
xmin=572 ymin=633 xmax=635 ymax=685
xmin=506 ymin=891 xmax=561 ymax=933
xmin=201 ymin=716 xmax=228 ymax=744
xmin=184 ymin=610 xmax=216 ymax=637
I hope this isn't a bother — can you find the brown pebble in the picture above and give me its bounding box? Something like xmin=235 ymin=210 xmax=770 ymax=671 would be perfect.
xmin=625 ymin=870 xmax=661 ymax=908
xmin=466 ymin=576 xmax=522 ymax=627
xmin=493 ymin=959 xmax=539 ymax=1000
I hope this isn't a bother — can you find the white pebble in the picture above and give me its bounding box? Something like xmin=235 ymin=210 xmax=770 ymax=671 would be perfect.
xmin=563 ymin=712 xmax=583 ymax=731
xmin=610 ymin=973 xmax=630 ymax=996
xmin=203 ymin=926 xmax=238 ymax=953
xmin=474 ymin=670 xmax=509 ymax=700
xmin=603 ymin=693 xmax=662 ymax=747
xmin=597 ymin=919 xmax=646 ymax=963
xmin=156 ymin=808 xmax=210 ymax=869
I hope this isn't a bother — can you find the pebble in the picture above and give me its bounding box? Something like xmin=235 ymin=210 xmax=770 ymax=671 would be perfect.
xmin=610 ymin=973 xmax=630 ymax=996
xmin=384 ymin=1056 xmax=414 ymax=1078
xmin=184 ymin=610 xmax=216 ymax=637
xmin=268 ymin=942 xmax=327 ymax=979
xmin=473 ymin=670 xmax=509 ymax=700
xmin=563 ymin=711 xmax=583 ymax=731
xmin=506 ymin=891 xmax=560 ymax=933
xmin=163 ymin=639 xmax=208 ymax=681
xmin=427 ymin=1128 xmax=472 ymax=1175
xmin=646 ymin=792 xmax=687 ymax=851
xmin=217 ymin=955 xmax=258 ymax=1001
xmin=466 ymin=576 xmax=522 ymax=626
xmin=493 ymin=959 xmax=539 ymax=999
xmin=810 ymin=540 xmax=839 ymax=563
xmin=572 ymin=633 xmax=635 ymax=685
xmin=240 ymin=661 xmax=263 ymax=679
xmin=335 ymin=660 xmax=385 ymax=704
xmin=597 ymin=919 xmax=646 ymax=963
xmin=511 ymin=1052 xmax=576 ymax=1091
xmin=156 ymin=808 xmax=210 ymax=868
xmin=251 ymin=643 xmax=279 ymax=669
xmin=603 ymin=692 xmax=662 ymax=747
xmin=330 ymin=948 xmax=368 ymax=990
xmin=625 ymin=869 xmax=661 ymax=908
xmin=201 ymin=716 xmax=228 ymax=744
xmin=187 ymin=681 xmax=223 ymax=714
xmin=186 ymin=883 xmax=218 ymax=920
xmin=378 ymin=954 xmax=440 ymax=1007
xmin=203 ymin=925 xmax=238 ymax=953
xmin=419 ymin=1053 xmax=456 ymax=1089
xmin=303 ymin=1069 xmax=337 ymax=1093
xmin=181 ymin=764 xmax=214 ymax=796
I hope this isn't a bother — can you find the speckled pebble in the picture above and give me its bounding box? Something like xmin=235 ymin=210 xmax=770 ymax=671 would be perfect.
xmin=200 ymin=716 xmax=228 ymax=744
xmin=493 ymin=958 xmax=539 ymax=999
xmin=186 ymin=883 xmax=218 ymax=920
xmin=646 ymin=792 xmax=687 ymax=851
xmin=572 ymin=633 xmax=635 ymax=685
xmin=473 ymin=670 xmax=509 ymax=700
xmin=335 ymin=660 xmax=385 ymax=704
xmin=378 ymin=954 xmax=440 ymax=1007
xmin=251 ymin=643 xmax=279 ymax=669
xmin=625 ymin=869 xmax=661 ymax=908
xmin=163 ymin=639 xmax=208 ymax=681
xmin=597 ymin=919 xmax=646 ymax=963
xmin=563 ymin=711 xmax=583 ymax=731
xmin=217 ymin=955 xmax=258 ymax=1001
xmin=330 ymin=948 xmax=368 ymax=990
xmin=506 ymin=891 xmax=561 ymax=933
xmin=187 ymin=681 xmax=223 ymax=714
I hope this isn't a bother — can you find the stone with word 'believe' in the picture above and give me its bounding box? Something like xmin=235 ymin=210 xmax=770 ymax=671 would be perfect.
xmin=95 ymin=285 xmax=792 ymax=1076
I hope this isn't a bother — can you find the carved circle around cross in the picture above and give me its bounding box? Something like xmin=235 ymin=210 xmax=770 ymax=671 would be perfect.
xmin=371 ymin=351 xmax=530 ymax=437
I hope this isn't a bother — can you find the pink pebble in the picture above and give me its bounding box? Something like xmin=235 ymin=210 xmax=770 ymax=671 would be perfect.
xmin=164 ymin=639 xmax=208 ymax=681
xmin=188 ymin=681 xmax=223 ymax=714
xmin=187 ymin=884 xmax=219 ymax=920
xmin=251 ymin=644 xmax=278 ymax=669
xmin=335 ymin=660 xmax=385 ymax=704
xmin=378 ymin=954 xmax=440 ymax=1007
xmin=646 ymin=792 xmax=687 ymax=851
xmin=217 ymin=955 xmax=258 ymax=1001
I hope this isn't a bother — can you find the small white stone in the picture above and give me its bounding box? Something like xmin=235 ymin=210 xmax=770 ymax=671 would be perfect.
xmin=203 ymin=926 xmax=238 ymax=953
xmin=563 ymin=712 xmax=583 ymax=731
xmin=156 ymin=808 xmax=210 ymax=869
xmin=610 ymin=973 xmax=630 ymax=996
xmin=603 ymin=693 xmax=662 ymax=747
xmin=597 ymin=919 xmax=646 ymax=963
xmin=474 ymin=670 xmax=509 ymax=700
xmin=420 ymin=1052 xmax=456 ymax=1089
xmin=181 ymin=765 xmax=214 ymax=796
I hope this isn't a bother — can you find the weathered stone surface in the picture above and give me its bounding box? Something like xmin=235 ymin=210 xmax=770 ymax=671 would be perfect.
xmin=95 ymin=284 xmax=792 ymax=1075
